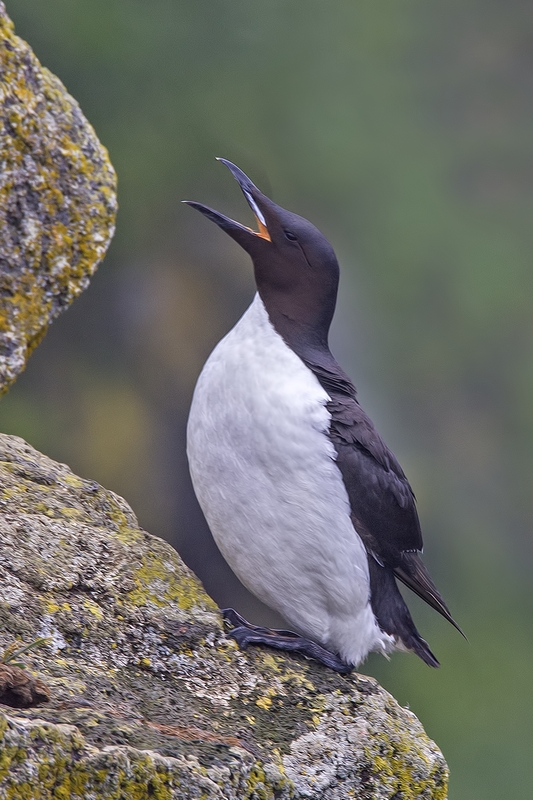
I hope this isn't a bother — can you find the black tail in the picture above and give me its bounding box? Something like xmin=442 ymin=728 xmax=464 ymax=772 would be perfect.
xmin=368 ymin=557 xmax=440 ymax=668
xmin=394 ymin=552 xmax=466 ymax=639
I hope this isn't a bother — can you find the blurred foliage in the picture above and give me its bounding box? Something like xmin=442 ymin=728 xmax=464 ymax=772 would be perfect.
xmin=1 ymin=1 xmax=533 ymax=797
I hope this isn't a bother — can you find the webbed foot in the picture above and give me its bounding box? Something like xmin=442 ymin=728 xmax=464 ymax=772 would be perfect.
xmin=221 ymin=608 xmax=352 ymax=674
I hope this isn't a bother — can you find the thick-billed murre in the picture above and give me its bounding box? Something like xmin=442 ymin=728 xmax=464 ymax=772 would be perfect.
xmin=184 ymin=159 xmax=463 ymax=672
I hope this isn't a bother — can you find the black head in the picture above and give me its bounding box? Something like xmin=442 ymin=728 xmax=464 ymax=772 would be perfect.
xmin=184 ymin=159 xmax=340 ymax=348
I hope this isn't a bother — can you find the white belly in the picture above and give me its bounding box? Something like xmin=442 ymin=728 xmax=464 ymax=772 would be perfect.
xmin=187 ymin=294 xmax=392 ymax=665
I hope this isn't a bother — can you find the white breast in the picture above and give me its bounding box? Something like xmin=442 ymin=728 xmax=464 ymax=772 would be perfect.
xmin=187 ymin=294 xmax=393 ymax=665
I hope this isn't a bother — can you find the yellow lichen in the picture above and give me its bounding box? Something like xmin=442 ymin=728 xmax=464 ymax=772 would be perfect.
xmin=244 ymin=764 xmax=285 ymax=800
xmin=82 ymin=598 xmax=104 ymax=620
xmin=255 ymin=696 xmax=273 ymax=710
xmin=126 ymin=549 xmax=216 ymax=613
xmin=61 ymin=475 xmax=84 ymax=489
xmin=364 ymin=729 xmax=449 ymax=800
xmin=59 ymin=507 xmax=84 ymax=519
xmin=0 ymin=11 xmax=117 ymax=394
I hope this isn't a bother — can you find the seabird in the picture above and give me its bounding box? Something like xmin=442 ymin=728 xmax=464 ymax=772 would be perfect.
xmin=184 ymin=159 xmax=463 ymax=672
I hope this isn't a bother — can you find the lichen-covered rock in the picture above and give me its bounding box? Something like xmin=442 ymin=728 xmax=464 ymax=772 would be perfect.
xmin=0 ymin=2 xmax=117 ymax=394
xmin=0 ymin=433 xmax=448 ymax=799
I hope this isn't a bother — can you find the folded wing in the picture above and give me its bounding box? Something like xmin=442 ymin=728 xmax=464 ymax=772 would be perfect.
xmin=304 ymin=354 xmax=463 ymax=653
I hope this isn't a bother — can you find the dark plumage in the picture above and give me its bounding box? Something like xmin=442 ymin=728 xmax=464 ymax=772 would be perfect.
xmin=185 ymin=160 xmax=463 ymax=671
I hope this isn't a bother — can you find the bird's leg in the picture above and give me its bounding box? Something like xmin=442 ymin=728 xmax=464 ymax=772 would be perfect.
xmin=221 ymin=608 xmax=352 ymax=674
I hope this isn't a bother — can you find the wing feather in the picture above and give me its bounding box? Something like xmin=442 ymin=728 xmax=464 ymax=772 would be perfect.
xmin=304 ymin=353 xmax=462 ymax=635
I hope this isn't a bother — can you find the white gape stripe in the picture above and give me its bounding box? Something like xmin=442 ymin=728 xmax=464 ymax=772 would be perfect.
xmin=187 ymin=294 xmax=394 ymax=666
xmin=244 ymin=190 xmax=267 ymax=226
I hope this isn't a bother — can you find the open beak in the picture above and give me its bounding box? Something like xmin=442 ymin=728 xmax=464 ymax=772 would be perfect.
xmin=183 ymin=159 xmax=271 ymax=246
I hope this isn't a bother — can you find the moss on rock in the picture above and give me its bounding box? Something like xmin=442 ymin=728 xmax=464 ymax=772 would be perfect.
xmin=0 ymin=2 xmax=117 ymax=394
xmin=0 ymin=434 xmax=448 ymax=798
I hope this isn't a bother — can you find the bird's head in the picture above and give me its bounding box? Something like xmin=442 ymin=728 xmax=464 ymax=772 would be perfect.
xmin=184 ymin=159 xmax=340 ymax=346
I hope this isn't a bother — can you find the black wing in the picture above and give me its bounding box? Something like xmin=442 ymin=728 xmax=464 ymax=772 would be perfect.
xmin=328 ymin=396 xmax=422 ymax=558
xmin=306 ymin=355 xmax=463 ymax=638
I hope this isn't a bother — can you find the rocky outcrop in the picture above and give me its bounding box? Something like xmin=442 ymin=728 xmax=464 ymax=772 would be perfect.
xmin=0 ymin=434 xmax=448 ymax=799
xmin=0 ymin=2 xmax=117 ymax=394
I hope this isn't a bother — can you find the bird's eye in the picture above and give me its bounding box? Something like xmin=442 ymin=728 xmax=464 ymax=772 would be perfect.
xmin=284 ymin=230 xmax=298 ymax=242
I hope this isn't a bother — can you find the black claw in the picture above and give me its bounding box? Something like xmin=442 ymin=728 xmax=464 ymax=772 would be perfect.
xmin=221 ymin=608 xmax=352 ymax=674
xmin=221 ymin=608 xmax=248 ymax=628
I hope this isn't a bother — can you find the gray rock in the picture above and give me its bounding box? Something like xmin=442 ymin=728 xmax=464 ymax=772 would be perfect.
xmin=0 ymin=434 xmax=449 ymax=799
xmin=0 ymin=2 xmax=117 ymax=394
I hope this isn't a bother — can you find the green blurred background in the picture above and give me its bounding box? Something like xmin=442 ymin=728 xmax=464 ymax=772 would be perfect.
xmin=2 ymin=1 xmax=533 ymax=796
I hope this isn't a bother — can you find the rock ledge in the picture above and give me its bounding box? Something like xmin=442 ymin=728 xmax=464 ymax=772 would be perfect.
xmin=0 ymin=434 xmax=448 ymax=799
